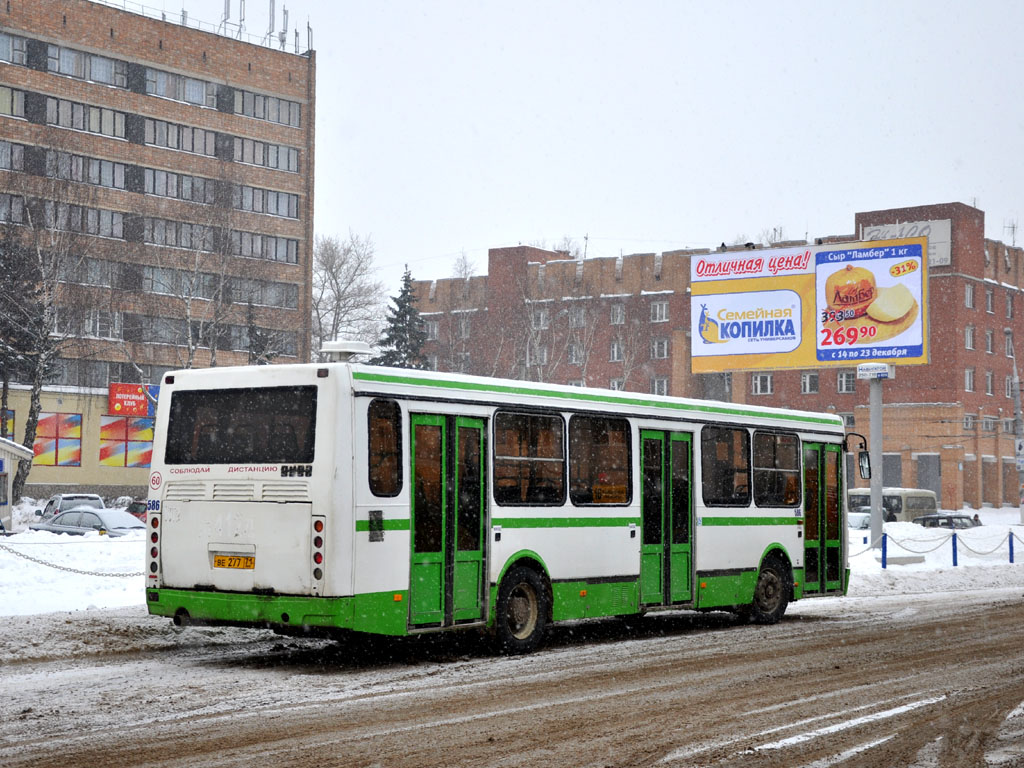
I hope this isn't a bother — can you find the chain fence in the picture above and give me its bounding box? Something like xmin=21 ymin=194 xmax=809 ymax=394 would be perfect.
xmin=0 ymin=540 xmax=144 ymax=578
xmin=848 ymin=529 xmax=1024 ymax=568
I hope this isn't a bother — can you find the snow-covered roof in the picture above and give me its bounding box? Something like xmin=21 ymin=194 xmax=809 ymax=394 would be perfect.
xmin=0 ymin=436 xmax=32 ymax=460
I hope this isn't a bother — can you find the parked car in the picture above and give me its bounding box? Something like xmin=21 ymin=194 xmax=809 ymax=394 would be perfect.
xmin=847 ymin=510 xmax=871 ymax=530
xmin=126 ymin=499 xmax=148 ymax=521
xmin=912 ymin=514 xmax=981 ymax=530
xmin=29 ymin=508 xmax=145 ymax=537
xmin=35 ymin=493 xmax=105 ymax=519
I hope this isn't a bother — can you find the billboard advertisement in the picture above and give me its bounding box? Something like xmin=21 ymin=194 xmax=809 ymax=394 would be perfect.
xmin=691 ymin=237 xmax=928 ymax=373
xmin=108 ymin=383 xmax=159 ymax=417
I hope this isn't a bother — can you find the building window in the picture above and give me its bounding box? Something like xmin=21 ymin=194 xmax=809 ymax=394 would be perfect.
xmin=986 ymin=288 xmax=995 ymax=313
xmin=568 ymin=342 xmax=582 ymax=365
xmin=229 ymin=230 xmax=298 ymax=263
xmin=800 ymin=372 xmax=819 ymax=394
xmin=1004 ymin=418 xmax=1015 ymax=433
xmin=650 ymin=338 xmax=668 ymax=359
xmin=47 ymin=44 xmax=126 ymax=88
xmin=965 ymin=283 xmax=975 ymax=309
xmin=1008 ymin=333 xmax=1015 ymax=358
xmin=145 ymin=68 xmax=216 ymax=107
xmin=146 ymin=169 xmax=215 ymax=203
xmin=651 ymin=377 xmax=668 ymax=396
xmin=567 ymin=379 xmax=584 ymax=387
xmin=722 ymin=372 xmax=732 ymax=396
xmin=0 ymin=32 xmax=27 ymax=65
xmin=965 ymin=367 xmax=975 ymax=392
xmin=0 ymin=140 xmax=24 ymax=171
xmin=751 ymin=373 xmax=773 ymax=395
xmin=0 ymin=86 xmax=26 ymax=118
xmin=47 ymin=152 xmax=126 ymax=190
xmin=233 ymin=185 xmax=299 ymax=218
xmin=531 ymin=307 xmax=549 ymax=330
xmin=610 ymin=340 xmax=624 ymax=362
xmin=982 ymin=417 xmax=996 ymax=431
xmin=145 ymin=119 xmax=216 ymax=156
xmin=233 ymin=137 xmax=300 ymax=172
xmin=568 ymin=306 xmax=585 ymax=328
xmin=457 ymin=316 xmax=471 ymax=339
xmin=426 ymin=354 xmax=438 ymax=371
xmin=609 ymin=378 xmax=625 ymax=391
xmin=986 ymin=370 xmax=994 ymax=396
xmin=45 ymin=97 xmax=124 ymax=138
xmin=145 ymin=218 xmax=213 ymax=251
xmin=0 ymin=193 xmax=24 ymax=224
xmin=610 ymin=304 xmax=625 ymax=325
xmin=424 ymin=319 xmax=438 ymax=341
xmin=965 ymin=325 xmax=975 ymax=350
xmin=234 ymin=89 xmax=302 ymax=128
xmin=837 ymin=371 xmax=856 ymax=394
xmin=963 ymin=414 xmax=976 ymax=431
xmin=840 ymin=413 xmax=855 ymax=428
xmin=1008 ymin=294 xmax=1015 ymax=319
xmin=986 ymin=330 xmax=994 ymax=354
xmin=650 ymin=301 xmax=669 ymax=323
xmin=527 ymin=343 xmax=548 ymax=367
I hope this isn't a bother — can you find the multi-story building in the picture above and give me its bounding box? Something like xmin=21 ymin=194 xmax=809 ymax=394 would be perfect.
xmin=414 ymin=202 xmax=1024 ymax=511
xmin=0 ymin=0 xmax=315 ymax=498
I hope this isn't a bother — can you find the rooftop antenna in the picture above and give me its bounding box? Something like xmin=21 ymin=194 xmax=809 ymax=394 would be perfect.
xmin=262 ymin=0 xmax=275 ymax=46
xmin=279 ymin=6 xmax=289 ymax=50
xmin=181 ymin=9 xmax=188 ymax=26
xmin=294 ymin=28 xmax=299 ymax=53
xmin=1006 ymin=219 xmax=1018 ymax=247
xmin=307 ymin=19 xmax=313 ymax=51
xmin=218 ymin=0 xmax=230 ymax=34
xmin=237 ymin=0 xmax=246 ymax=39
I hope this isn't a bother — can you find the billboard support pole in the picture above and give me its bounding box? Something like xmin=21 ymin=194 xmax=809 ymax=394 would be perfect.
xmin=869 ymin=377 xmax=884 ymax=548
xmin=1006 ymin=331 xmax=1024 ymax=525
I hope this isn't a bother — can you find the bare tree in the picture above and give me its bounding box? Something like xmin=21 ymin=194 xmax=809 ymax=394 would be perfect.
xmin=0 ymin=130 xmax=101 ymax=498
xmin=310 ymin=232 xmax=384 ymax=358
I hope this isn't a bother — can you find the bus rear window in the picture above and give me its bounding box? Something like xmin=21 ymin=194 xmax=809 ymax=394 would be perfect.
xmin=165 ymin=386 xmax=317 ymax=464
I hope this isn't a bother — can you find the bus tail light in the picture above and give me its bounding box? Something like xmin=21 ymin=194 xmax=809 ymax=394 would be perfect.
xmin=148 ymin=514 xmax=161 ymax=579
xmin=311 ymin=515 xmax=326 ymax=589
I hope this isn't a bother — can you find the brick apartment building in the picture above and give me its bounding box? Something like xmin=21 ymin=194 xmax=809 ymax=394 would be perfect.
xmin=414 ymin=202 xmax=1024 ymax=511
xmin=0 ymin=0 xmax=315 ymax=498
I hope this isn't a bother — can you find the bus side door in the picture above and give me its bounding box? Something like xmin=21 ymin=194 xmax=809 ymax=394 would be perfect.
xmin=802 ymin=442 xmax=843 ymax=594
xmin=410 ymin=414 xmax=486 ymax=627
xmin=640 ymin=430 xmax=693 ymax=606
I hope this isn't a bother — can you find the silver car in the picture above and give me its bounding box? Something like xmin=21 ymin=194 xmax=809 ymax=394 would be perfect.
xmin=29 ymin=508 xmax=145 ymax=537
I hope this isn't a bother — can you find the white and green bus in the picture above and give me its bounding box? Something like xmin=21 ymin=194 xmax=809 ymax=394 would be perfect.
xmin=145 ymin=349 xmax=852 ymax=652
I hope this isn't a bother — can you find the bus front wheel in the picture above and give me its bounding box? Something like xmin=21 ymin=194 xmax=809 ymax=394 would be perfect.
xmin=494 ymin=566 xmax=549 ymax=654
xmin=743 ymin=557 xmax=790 ymax=624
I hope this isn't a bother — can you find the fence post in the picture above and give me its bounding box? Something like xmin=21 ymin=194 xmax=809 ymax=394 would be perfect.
xmin=881 ymin=533 xmax=887 ymax=569
xmin=952 ymin=532 xmax=958 ymax=567
xmin=1011 ymin=532 xmax=1016 ymax=564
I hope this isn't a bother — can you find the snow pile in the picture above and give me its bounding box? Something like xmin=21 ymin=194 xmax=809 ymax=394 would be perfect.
xmin=2 ymin=500 xmax=1023 ymax=618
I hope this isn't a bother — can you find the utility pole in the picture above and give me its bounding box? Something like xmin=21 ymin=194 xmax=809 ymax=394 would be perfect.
xmin=858 ymin=363 xmax=893 ymax=547
xmin=1006 ymin=330 xmax=1024 ymax=524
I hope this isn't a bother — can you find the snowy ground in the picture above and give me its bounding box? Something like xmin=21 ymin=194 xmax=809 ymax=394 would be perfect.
xmin=2 ymin=499 xmax=1024 ymax=617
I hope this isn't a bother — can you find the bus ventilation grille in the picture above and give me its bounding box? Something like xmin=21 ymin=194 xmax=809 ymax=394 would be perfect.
xmin=164 ymin=481 xmax=204 ymax=500
xmin=261 ymin=482 xmax=311 ymax=502
xmin=211 ymin=481 xmax=255 ymax=500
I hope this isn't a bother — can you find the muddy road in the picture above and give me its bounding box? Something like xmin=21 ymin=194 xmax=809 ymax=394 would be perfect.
xmin=2 ymin=588 xmax=1023 ymax=767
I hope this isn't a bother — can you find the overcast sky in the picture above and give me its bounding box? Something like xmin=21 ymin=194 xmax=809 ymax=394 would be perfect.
xmin=173 ymin=0 xmax=1024 ymax=294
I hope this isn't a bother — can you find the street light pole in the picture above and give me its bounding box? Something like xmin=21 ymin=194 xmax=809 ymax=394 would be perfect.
xmin=1005 ymin=330 xmax=1024 ymax=525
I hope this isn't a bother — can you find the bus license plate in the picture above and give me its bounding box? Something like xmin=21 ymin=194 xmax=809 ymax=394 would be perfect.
xmin=213 ymin=555 xmax=255 ymax=570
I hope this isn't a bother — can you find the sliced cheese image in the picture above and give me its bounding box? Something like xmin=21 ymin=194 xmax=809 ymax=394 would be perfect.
xmin=866 ymin=283 xmax=915 ymax=322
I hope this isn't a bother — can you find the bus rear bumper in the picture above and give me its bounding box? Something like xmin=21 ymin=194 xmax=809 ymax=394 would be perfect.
xmin=146 ymin=588 xmax=410 ymax=636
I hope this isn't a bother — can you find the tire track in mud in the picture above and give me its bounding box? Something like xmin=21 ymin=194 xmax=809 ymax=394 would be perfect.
xmin=2 ymin=594 xmax=1023 ymax=767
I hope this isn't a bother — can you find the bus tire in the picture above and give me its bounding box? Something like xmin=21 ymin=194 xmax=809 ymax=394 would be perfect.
xmin=745 ymin=557 xmax=790 ymax=624
xmin=494 ymin=566 xmax=549 ymax=654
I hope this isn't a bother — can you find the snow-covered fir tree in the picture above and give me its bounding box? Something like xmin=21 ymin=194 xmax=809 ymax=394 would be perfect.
xmin=372 ymin=266 xmax=427 ymax=369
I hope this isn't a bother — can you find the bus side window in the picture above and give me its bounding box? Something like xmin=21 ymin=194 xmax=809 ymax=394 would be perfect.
xmin=752 ymin=431 xmax=800 ymax=507
xmin=493 ymin=411 xmax=565 ymax=505
xmin=701 ymin=425 xmax=751 ymax=507
xmin=568 ymin=415 xmax=631 ymax=505
xmin=368 ymin=399 xmax=402 ymax=497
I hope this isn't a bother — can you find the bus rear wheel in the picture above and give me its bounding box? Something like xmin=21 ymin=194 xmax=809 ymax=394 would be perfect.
xmin=494 ymin=566 xmax=549 ymax=654
xmin=744 ymin=557 xmax=790 ymax=624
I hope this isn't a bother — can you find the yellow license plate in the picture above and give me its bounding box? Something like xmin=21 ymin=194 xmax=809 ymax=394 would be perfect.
xmin=213 ymin=555 xmax=255 ymax=570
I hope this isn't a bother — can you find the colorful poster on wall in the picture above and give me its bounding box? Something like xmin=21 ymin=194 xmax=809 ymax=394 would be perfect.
xmin=33 ymin=412 xmax=82 ymax=467
xmin=100 ymin=415 xmax=155 ymax=468
xmin=108 ymin=383 xmax=159 ymax=417
xmin=2 ymin=409 xmax=12 ymax=441
xmin=690 ymin=237 xmax=928 ymax=373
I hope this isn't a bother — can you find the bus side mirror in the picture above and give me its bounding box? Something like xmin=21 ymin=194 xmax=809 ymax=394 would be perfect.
xmin=858 ymin=450 xmax=871 ymax=480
